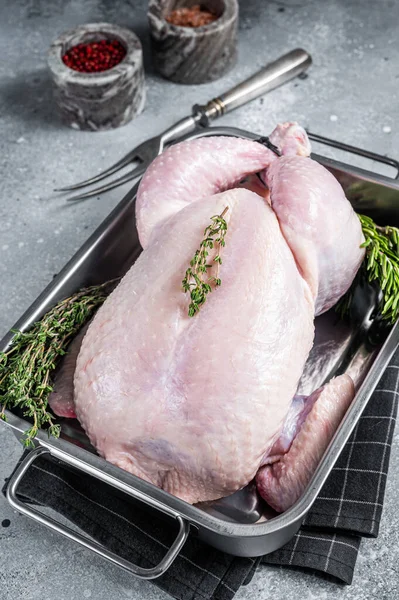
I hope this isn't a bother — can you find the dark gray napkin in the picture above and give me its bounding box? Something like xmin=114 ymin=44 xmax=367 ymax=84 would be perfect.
xmin=3 ymin=350 xmax=398 ymax=599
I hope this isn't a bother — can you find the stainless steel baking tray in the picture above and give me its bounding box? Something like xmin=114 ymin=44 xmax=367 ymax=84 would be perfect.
xmin=3 ymin=125 xmax=399 ymax=580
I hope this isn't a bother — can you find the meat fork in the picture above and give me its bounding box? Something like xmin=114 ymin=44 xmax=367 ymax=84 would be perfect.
xmin=56 ymin=49 xmax=311 ymax=202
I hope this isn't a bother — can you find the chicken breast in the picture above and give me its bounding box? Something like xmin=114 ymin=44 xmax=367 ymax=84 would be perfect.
xmin=74 ymin=188 xmax=314 ymax=503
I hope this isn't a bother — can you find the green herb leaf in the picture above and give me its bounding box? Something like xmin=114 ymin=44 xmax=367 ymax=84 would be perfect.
xmin=182 ymin=207 xmax=229 ymax=317
xmin=0 ymin=279 xmax=119 ymax=447
xmin=337 ymin=214 xmax=399 ymax=323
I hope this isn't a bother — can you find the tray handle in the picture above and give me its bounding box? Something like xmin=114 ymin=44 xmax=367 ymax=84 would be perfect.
xmin=307 ymin=131 xmax=399 ymax=179
xmin=6 ymin=446 xmax=190 ymax=580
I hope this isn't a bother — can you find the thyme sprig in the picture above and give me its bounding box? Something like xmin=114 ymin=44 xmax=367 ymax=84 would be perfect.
xmin=338 ymin=214 xmax=399 ymax=323
xmin=182 ymin=207 xmax=229 ymax=317
xmin=0 ymin=280 xmax=117 ymax=447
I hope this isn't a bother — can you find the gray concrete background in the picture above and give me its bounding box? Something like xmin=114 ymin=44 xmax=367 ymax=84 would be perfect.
xmin=1 ymin=0 xmax=398 ymax=598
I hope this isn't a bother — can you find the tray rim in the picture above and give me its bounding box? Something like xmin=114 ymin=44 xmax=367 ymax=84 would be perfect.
xmin=2 ymin=124 xmax=399 ymax=542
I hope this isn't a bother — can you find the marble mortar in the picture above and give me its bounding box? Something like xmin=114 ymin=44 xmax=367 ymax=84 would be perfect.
xmin=148 ymin=0 xmax=238 ymax=84
xmin=47 ymin=22 xmax=145 ymax=131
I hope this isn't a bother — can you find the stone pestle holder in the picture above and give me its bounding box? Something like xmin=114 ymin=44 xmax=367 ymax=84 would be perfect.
xmin=148 ymin=0 xmax=238 ymax=84
xmin=47 ymin=23 xmax=145 ymax=131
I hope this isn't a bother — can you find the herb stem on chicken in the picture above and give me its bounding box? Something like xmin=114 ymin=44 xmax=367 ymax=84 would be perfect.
xmin=182 ymin=207 xmax=229 ymax=317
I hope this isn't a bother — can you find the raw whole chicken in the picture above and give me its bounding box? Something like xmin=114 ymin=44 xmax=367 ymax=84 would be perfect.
xmin=50 ymin=123 xmax=365 ymax=512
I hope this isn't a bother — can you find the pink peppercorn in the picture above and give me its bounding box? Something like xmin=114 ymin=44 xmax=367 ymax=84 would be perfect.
xmin=62 ymin=39 xmax=126 ymax=73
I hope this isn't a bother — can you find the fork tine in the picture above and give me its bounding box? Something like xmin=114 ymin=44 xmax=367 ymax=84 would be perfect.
xmin=55 ymin=151 xmax=140 ymax=192
xmin=66 ymin=163 xmax=148 ymax=201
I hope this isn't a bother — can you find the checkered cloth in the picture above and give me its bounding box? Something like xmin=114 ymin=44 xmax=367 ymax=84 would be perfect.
xmin=3 ymin=350 xmax=398 ymax=599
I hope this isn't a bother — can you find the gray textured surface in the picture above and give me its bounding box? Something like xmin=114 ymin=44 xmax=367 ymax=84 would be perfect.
xmin=0 ymin=0 xmax=398 ymax=598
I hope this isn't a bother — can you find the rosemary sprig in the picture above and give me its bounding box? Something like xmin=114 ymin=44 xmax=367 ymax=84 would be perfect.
xmin=338 ymin=214 xmax=399 ymax=323
xmin=0 ymin=280 xmax=117 ymax=447
xmin=182 ymin=207 xmax=229 ymax=317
